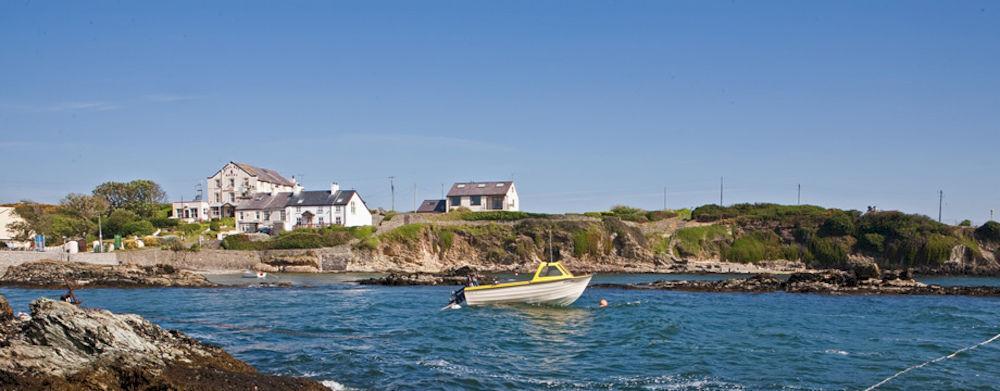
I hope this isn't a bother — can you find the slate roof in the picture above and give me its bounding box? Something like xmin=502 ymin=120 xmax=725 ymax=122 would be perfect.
xmin=416 ymin=199 xmax=446 ymax=213
xmin=447 ymin=181 xmax=514 ymax=197
xmin=209 ymin=162 xmax=294 ymax=187
xmin=286 ymin=190 xmax=359 ymax=207
xmin=235 ymin=192 xmax=291 ymax=211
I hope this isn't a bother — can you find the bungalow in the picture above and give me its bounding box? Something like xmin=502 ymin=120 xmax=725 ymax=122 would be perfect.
xmin=171 ymin=198 xmax=211 ymax=223
xmin=235 ymin=192 xmax=291 ymax=233
xmin=417 ymin=199 xmax=446 ymax=213
xmin=446 ymin=181 xmax=519 ymax=212
xmin=284 ymin=183 xmax=372 ymax=229
xmin=205 ymin=162 xmax=296 ymax=219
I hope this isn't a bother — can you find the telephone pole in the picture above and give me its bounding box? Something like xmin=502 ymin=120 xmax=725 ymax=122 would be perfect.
xmin=719 ymin=177 xmax=724 ymax=206
xmin=938 ymin=190 xmax=943 ymax=223
xmin=663 ymin=186 xmax=667 ymax=210
xmin=413 ymin=183 xmax=417 ymax=212
xmin=388 ymin=176 xmax=396 ymax=211
xmin=797 ymin=184 xmax=801 ymax=205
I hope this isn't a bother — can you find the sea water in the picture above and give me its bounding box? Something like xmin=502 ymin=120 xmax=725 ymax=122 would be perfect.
xmin=2 ymin=274 xmax=999 ymax=390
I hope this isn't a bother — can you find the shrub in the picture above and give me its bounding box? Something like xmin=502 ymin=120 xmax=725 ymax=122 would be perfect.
xmin=221 ymin=234 xmax=262 ymax=250
xmin=356 ymin=235 xmax=380 ymax=251
xmin=692 ymin=203 xmax=845 ymax=227
xmin=724 ymin=231 xmax=782 ymax=263
xmin=818 ymin=214 xmax=855 ymax=237
xmin=122 ymin=220 xmax=156 ymax=236
xmin=975 ymin=221 xmax=1000 ymax=243
xmin=859 ymin=233 xmax=886 ymax=253
xmin=160 ymin=237 xmax=186 ymax=251
xmin=572 ymin=227 xmax=605 ymax=257
xmin=958 ymin=219 xmax=972 ymax=227
xmin=149 ymin=217 xmax=178 ymax=228
xmin=178 ymin=222 xmax=204 ymax=237
xmin=267 ymin=230 xmax=351 ymax=250
xmin=671 ymin=224 xmax=730 ymax=257
xmin=436 ymin=229 xmax=455 ymax=251
xmin=382 ymin=211 xmax=398 ymax=221
xmin=808 ymin=237 xmax=849 ymax=268
xmin=919 ymin=234 xmax=959 ymax=265
xmin=381 ymin=224 xmax=426 ymax=245
xmin=142 ymin=236 xmax=160 ymax=247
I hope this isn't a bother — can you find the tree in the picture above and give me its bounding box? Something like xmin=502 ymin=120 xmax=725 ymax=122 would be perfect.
xmin=93 ymin=179 xmax=166 ymax=217
xmin=60 ymin=193 xmax=108 ymax=220
xmin=6 ymin=201 xmax=52 ymax=242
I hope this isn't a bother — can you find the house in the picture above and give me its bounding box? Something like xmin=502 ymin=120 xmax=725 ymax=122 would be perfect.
xmin=204 ymin=162 xmax=296 ymax=219
xmin=417 ymin=199 xmax=447 ymax=213
xmin=235 ymin=192 xmax=291 ymax=233
xmin=171 ymin=197 xmax=211 ymax=223
xmin=0 ymin=206 xmax=31 ymax=249
xmin=283 ymin=183 xmax=372 ymax=229
xmin=446 ymin=181 xmax=519 ymax=212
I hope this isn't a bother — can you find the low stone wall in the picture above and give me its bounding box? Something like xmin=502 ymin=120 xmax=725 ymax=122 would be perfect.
xmin=0 ymin=251 xmax=118 ymax=274
xmin=115 ymin=249 xmax=261 ymax=273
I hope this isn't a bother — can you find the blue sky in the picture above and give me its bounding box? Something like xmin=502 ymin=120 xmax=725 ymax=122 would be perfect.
xmin=1 ymin=1 xmax=998 ymax=223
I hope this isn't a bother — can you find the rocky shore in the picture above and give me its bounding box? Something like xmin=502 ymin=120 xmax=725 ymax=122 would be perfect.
xmin=593 ymin=269 xmax=1000 ymax=297
xmin=0 ymin=294 xmax=327 ymax=390
xmin=0 ymin=260 xmax=217 ymax=288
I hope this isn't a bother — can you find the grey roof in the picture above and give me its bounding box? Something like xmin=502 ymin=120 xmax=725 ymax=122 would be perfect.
xmin=210 ymin=162 xmax=294 ymax=187
xmin=417 ymin=199 xmax=446 ymax=213
xmin=447 ymin=181 xmax=514 ymax=197
xmin=235 ymin=192 xmax=291 ymax=211
xmin=286 ymin=190 xmax=359 ymax=207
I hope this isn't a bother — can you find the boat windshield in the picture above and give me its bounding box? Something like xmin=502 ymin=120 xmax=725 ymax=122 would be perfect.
xmin=538 ymin=265 xmax=566 ymax=277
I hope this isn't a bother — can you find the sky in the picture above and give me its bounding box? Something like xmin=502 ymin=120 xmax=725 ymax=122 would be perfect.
xmin=1 ymin=1 xmax=998 ymax=223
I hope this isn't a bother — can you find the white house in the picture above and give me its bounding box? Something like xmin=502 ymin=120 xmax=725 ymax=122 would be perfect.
xmin=446 ymin=181 xmax=519 ymax=212
xmin=171 ymin=198 xmax=211 ymax=223
xmin=205 ymin=162 xmax=296 ymax=219
xmin=283 ymin=183 xmax=372 ymax=229
xmin=235 ymin=192 xmax=291 ymax=233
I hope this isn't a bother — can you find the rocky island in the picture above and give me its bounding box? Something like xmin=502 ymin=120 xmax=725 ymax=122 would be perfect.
xmin=0 ymin=294 xmax=326 ymax=390
xmin=0 ymin=260 xmax=217 ymax=288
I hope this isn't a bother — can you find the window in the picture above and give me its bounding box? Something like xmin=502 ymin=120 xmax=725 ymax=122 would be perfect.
xmin=264 ymin=211 xmax=270 ymax=220
xmin=457 ymin=184 xmax=466 ymax=188
xmin=239 ymin=212 xmax=244 ymax=220
xmin=175 ymin=208 xmax=183 ymax=217
xmin=477 ymin=183 xmax=486 ymax=188
xmin=255 ymin=212 xmax=260 ymax=220
xmin=540 ymin=266 xmax=565 ymax=277
xmin=318 ymin=216 xmax=324 ymax=225
xmin=336 ymin=206 xmax=342 ymax=212
xmin=470 ymin=196 xmax=481 ymax=206
xmin=317 ymin=207 xmax=324 ymax=214
xmin=280 ymin=211 xmax=286 ymax=220
xmin=296 ymin=206 xmax=301 ymax=212
xmin=215 ymin=193 xmax=221 ymax=202
xmin=335 ymin=216 xmax=342 ymax=225
xmin=229 ymin=179 xmax=235 ymax=187
xmin=296 ymin=217 xmax=302 ymax=225
xmin=449 ymin=196 xmax=462 ymax=207
xmin=229 ymin=193 xmax=235 ymax=202
xmin=490 ymin=197 xmax=503 ymax=210
xmin=215 ymin=179 xmax=221 ymax=187
xmin=350 ymin=201 xmax=356 ymax=214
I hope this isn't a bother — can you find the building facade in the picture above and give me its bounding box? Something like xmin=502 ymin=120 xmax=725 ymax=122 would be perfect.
xmin=284 ymin=183 xmax=373 ymax=229
xmin=171 ymin=199 xmax=211 ymax=223
xmin=205 ymin=162 xmax=296 ymax=219
xmin=446 ymin=181 xmax=519 ymax=212
xmin=0 ymin=206 xmax=31 ymax=249
xmin=235 ymin=192 xmax=291 ymax=233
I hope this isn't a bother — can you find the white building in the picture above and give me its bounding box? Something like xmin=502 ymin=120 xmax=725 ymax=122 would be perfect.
xmin=0 ymin=206 xmax=31 ymax=249
xmin=284 ymin=183 xmax=372 ymax=229
xmin=446 ymin=181 xmax=519 ymax=212
xmin=235 ymin=192 xmax=291 ymax=233
xmin=205 ymin=162 xmax=296 ymax=218
xmin=171 ymin=198 xmax=211 ymax=223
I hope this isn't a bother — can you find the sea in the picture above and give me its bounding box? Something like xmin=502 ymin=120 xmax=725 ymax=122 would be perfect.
xmin=2 ymin=273 xmax=999 ymax=390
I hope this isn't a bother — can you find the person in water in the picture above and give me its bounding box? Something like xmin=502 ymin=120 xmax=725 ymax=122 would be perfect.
xmin=599 ymin=298 xmax=608 ymax=308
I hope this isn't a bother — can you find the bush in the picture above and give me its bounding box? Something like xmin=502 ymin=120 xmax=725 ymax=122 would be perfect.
xmin=382 ymin=224 xmax=427 ymax=244
xmin=958 ymin=219 xmax=972 ymax=227
xmin=268 ymin=230 xmax=351 ymax=250
xmin=818 ymin=214 xmax=855 ymax=237
xmin=975 ymin=221 xmax=1000 ymax=243
xmin=122 ymin=220 xmax=156 ymax=236
xmin=808 ymin=237 xmax=849 ymax=268
xmin=104 ymin=209 xmax=141 ymax=237
xmin=436 ymin=229 xmax=455 ymax=251
xmin=692 ymin=203 xmax=844 ymax=227
xmin=572 ymin=226 xmax=606 ymax=257
xmin=383 ymin=211 xmax=397 ymax=221
xmin=859 ymin=233 xmax=885 ymax=253
xmin=149 ymin=217 xmax=178 ymax=228
xmin=671 ymin=224 xmax=730 ymax=257
xmin=160 ymin=237 xmax=186 ymax=251
xmin=178 ymin=222 xmax=204 ymax=237
xmin=222 ymin=234 xmax=262 ymax=250
xmin=724 ymin=231 xmax=782 ymax=263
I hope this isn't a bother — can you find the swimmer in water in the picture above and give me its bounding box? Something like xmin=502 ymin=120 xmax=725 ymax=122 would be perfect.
xmin=599 ymin=298 xmax=608 ymax=308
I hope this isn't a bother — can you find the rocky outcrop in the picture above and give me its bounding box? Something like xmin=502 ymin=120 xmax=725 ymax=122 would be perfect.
xmin=594 ymin=270 xmax=1000 ymax=297
xmin=357 ymin=273 xmax=468 ymax=286
xmin=0 ymin=296 xmax=326 ymax=390
xmin=0 ymin=260 xmax=216 ymax=288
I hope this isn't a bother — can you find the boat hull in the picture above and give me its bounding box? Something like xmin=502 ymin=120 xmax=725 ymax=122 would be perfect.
xmin=463 ymin=275 xmax=592 ymax=307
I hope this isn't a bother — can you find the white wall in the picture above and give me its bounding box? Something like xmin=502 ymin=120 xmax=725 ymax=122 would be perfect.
xmin=342 ymin=193 xmax=373 ymax=227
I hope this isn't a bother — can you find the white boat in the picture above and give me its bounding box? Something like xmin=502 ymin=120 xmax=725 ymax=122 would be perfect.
xmin=453 ymin=262 xmax=592 ymax=307
xmin=242 ymin=271 xmax=267 ymax=279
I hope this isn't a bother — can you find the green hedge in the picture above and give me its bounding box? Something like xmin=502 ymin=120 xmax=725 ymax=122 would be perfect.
xmin=975 ymin=221 xmax=1000 ymax=243
xmin=460 ymin=211 xmax=547 ymax=221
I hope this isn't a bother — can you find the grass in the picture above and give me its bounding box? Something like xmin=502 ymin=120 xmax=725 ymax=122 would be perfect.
xmin=380 ymin=223 xmax=426 ymax=245
xmin=585 ymin=206 xmax=691 ymax=223
xmin=671 ymin=224 xmax=730 ymax=257
xmin=459 ymin=211 xmax=548 ymax=221
xmin=724 ymin=231 xmax=783 ymax=263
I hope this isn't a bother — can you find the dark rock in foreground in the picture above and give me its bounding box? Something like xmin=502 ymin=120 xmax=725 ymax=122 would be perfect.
xmin=593 ymin=270 xmax=1000 ymax=297
xmin=0 ymin=295 xmax=327 ymax=390
xmin=0 ymin=260 xmax=216 ymax=288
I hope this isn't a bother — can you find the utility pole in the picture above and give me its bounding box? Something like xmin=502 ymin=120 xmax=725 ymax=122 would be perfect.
xmin=991 ymin=209 xmax=994 ymax=222
xmin=413 ymin=183 xmax=417 ymax=212
xmin=388 ymin=176 xmax=395 ymax=211
xmin=663 ymin=186 xmax=667 ymax=210
xmin=98 ymin=214 xmax=103 ymax=252
xmin=797 ymin=184 xmax=801 ymax=205
xmin=440 ymin=183 xmax=444 ymax=199
xmin=938 ymin=190 xmax=943 ymax=223
xmin=719 ymin=177 xmax=724 ymax=206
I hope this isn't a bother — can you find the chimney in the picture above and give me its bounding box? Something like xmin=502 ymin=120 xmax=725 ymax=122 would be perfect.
xmin=330 ymin=182 xmax=340 ymax=194
xmin=293 ymin=184 xmax=303 ymax=195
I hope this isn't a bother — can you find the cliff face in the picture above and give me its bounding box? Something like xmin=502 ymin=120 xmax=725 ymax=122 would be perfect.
xmin=342 ymin=218 xmax=668 ymax=273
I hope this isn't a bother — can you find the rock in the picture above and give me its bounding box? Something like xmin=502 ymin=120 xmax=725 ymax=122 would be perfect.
xmin=0 ymin=298 xmax=327 ymax=390
xmin=847 ymin=258 xmax=881 ymax=280
xmin=0 ymin=294 xmax=12 ymax=321
xmin=358 ymin=272 xmax=467 ymax=286
xmin=446 ymin=265 xmax=476 ymax=277
xmin=0 ymin=260 xmax=216 ymax=288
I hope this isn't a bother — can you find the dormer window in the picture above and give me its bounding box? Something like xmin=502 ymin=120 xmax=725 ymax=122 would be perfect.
xmin=457 ymin=184 xmax=466 ymax=188
xmin=496 ymin=183 xmax=504 ymax=187
xmin=477 ymin=183 xmax=486 ymax=188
